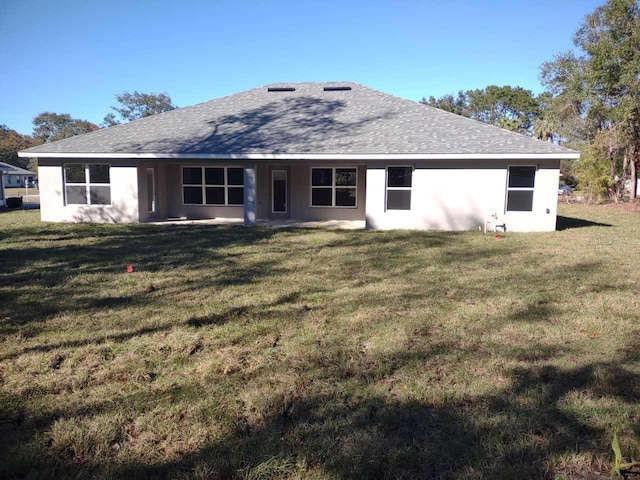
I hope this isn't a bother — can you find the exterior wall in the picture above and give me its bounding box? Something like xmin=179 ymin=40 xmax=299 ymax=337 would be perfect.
xmin=0 ymin=174 xmax=4 ymax=206
xmin=137 ymin=165 xmax=150 ymax=223
xmin=34 ymin=157 xmax=562 ymax=231
xmin=2 ymin=173 xmax=36 ymax=188
xmin=37 ymin=159 xmax=139 ymax=223
xmin=365 ymin=160 xmax=561 ymax=232
xmin=507 ymin=164 xmax=559 ymax=232
xmin=256 ymin=163 xmax=366 ymax=221
xmin=157 ymin=163 xmax=169 ymax=219
xmin=136 ymin=162 xmax=169 ymax=222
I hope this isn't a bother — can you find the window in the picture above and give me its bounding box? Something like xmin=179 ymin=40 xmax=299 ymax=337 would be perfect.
xmin=64 ymin=164 xmax=111 ymax=205
xmin=506 ymin=166 xmax=536 ymax=212
xmin=386 ymin=166 xmax=413 ymax=210
xmin=311 ymin=167 xmax=357 ymax=207
xmin=182 ymin=166 xmax=244 ymax=206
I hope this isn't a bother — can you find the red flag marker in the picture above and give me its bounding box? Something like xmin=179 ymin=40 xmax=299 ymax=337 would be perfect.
xmin=126 ymin=264 xmax=134 ymax=273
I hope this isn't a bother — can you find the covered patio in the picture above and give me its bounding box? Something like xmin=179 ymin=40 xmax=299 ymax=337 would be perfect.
xmin=139 ymin=161 xmax=366 ymax=227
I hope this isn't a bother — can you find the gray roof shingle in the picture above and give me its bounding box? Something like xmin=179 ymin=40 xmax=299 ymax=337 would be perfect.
xmin=0 ymin=161 xmax=36 ymax=175
xmin=21 ymin=82 xmax=577 ymax=156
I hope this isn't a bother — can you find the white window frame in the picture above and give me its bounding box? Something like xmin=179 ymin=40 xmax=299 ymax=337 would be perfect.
xmin=310 ymin=166 xmax=358 ymax=208
xmin=63 ymin=163 xmax=111 ymax=206
xmin=385 ymin=165 xmax=413 ymax=211
xmin=181 ymin=166 xmax=244 ymax=206
xmin=505 ymin=165 xmax=537 ymax=213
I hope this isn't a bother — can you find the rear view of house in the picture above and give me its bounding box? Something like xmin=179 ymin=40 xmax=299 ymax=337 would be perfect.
xmin=19 ymin=82 xmax=579 ymax=231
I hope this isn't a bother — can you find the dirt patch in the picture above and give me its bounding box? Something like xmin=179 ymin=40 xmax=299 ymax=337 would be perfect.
xmin=604 ymin=202 xmax=640 ymax=213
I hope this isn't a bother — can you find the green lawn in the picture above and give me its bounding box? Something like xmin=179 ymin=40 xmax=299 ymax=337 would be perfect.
xmin=1 ymin=205 xmax=639 ymax=479
xmin=4 ymin=187 xmax=40 ymax=198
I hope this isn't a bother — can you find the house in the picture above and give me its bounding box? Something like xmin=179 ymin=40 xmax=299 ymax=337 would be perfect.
xmin=0 ymin=162 xmax=37 ymax=188
xmin=19 ymin=82 xmax=579 ymax=231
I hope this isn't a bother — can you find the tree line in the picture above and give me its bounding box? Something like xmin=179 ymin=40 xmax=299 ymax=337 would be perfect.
xmin=422 ymin=0 xmax=639 ymax=202
xmin=0 ymin=91 xmax=176 ymax=171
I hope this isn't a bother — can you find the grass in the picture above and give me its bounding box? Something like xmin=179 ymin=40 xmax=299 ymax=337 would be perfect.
xmin=0 ymin=204 xmax=639 ymax=479
xmin=4 ymin=187 xmax=40 ymax=197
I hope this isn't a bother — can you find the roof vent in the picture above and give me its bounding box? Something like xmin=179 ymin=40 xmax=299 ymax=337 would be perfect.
xmin=323 ymin=86 xmax=352 ymax=91
xmin=267 ymin=87 xmax=296 ymax=92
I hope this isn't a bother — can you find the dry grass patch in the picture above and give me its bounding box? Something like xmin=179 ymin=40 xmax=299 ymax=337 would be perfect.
xmin=1 ymin=205 xmax=639 ymax=479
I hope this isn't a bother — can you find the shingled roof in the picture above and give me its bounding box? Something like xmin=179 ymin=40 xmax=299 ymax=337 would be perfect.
xmin=21 ymin=82 xmax=578 ymax=157
xmin=0 ymin=161 xmax=36 ymax=175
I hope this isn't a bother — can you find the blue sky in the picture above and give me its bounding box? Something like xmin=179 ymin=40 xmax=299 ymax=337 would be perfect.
xmin=1 ymin=0 xmax=602 ymax=135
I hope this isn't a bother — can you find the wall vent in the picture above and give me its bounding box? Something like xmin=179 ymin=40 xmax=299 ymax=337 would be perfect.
xmin=267 ymin=87 xmax=296 ymax=92
xmin=323 ymin=86 xmax=352 ymax=91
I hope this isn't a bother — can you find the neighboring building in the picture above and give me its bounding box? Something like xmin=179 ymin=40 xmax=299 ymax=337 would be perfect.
xmin=19 ymin=82 xmax=579 ymax=231
xmin=0 ymin=162 xmax=37 ymax=188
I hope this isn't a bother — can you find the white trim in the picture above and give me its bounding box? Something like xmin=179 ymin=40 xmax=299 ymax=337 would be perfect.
xmin=310 ymin=166 xmax=358 ymax=208
xmin=505 ymin=165 xmax=537 ymax=213
xmin=20 ymin=152 xmax=581 ymax=160
xmin=385 ymin=165 xmax=414 ymax=211
xmin=63 ymin=163 xmax=111 ymax=206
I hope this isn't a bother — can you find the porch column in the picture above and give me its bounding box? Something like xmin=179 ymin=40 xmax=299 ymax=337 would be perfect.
xmin=243 ymin=163 xmax=257 ymax=226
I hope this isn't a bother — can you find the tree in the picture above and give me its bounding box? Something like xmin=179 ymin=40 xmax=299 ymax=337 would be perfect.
xmin=102 ymin=91 xmax=177 ymax=127
xmin=540 ymin=0 xmax=640 ymax=201
xmin=467 ymin=85 xmax=541 ymax=134
xmin=532 ymin=92 xmax=560 ymax=143
xmin=0 ymin=124 xmax=40 ymax=170
xmin=420 ymin=91 xmax=468 ymax=116
xmin=421 ymin=86 xmax=541 ymax=134
xmin=32 ymin=113 xmax=99 ymax=144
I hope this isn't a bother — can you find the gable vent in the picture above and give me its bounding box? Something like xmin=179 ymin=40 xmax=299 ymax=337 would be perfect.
xmin=323 ymin=86 xmax=352 ymax=91
xmin=267 ymin=87 xmax=296 ymax=92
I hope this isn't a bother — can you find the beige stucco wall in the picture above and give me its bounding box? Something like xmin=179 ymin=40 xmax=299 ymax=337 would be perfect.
xmin=365 ymin=160 xmax=561 ymax=232
xmin=38 ymin=159 xmax=139 ymax=223
xmin=35 ymin=158 xmax=562 ymax=231
xmin=136 ymin=162 xmax=169 ymax=222
xmin=2 ymin=173 xmax=36 ymax=188
xmin=255 ymin=163 xmax=366 ymax=221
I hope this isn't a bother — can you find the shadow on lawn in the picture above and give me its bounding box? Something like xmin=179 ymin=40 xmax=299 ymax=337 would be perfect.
xmin=107 ymin=356 xmax=640 ymax=479
xmin=0 ymin=223 xmax=281 ymax=280
xmin=556 ymin=215 xmax=613 ymax=230
xmin=1 ymin=220 xmax=635 ymax=479
xmin=0 ymin=323 xmax=174 ymax=361
xmin=0 ymin=224 xmax=286 ymax=336
xmin=4 ymin=349 xmax=633 ymax=479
